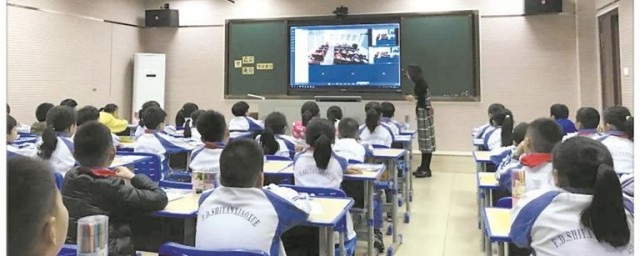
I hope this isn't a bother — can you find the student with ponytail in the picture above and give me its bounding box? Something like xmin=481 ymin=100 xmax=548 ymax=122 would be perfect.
xmin=472 ymin=103 xmax=505 ymax=139
xmin=184 ymin=109 xmax=205 ymax=142
xmin=98 ymin=103 xmax=128 ymax=134
xmin=292 ymin=101 xmax=320 ymax=141
xmin=175 ymin=102 xmax=199 ymax=127
xmin=598 ymin=106 xmax=634 ymax=178
xmin=359 ymin=101 xmax=395 ymax=148
xmin=510 ymin=136 xmax=633 ymax=255
xmin=37 ymin=106 xmax=77 ymax=174
xmin=134 ymin=101 xmax=160 ymax=138
xmin=326 ymin=105 xmax=343 ymax=128
xmin=483 ymin=108 xmax=514 ymax=151
xmin=256 ymin=112 xmax=297 ymax=159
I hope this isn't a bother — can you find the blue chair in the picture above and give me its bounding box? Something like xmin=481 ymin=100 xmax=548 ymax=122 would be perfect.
xmin=115 ymin=152 xmax=162 ymax=182
xmin=266 ymin=155 xmax=292 ymax=161
xmin=280 ymin=185 xmax=358 ymax=256
xmin=496 ymin=197 xmax=513 ymax=208
xmin=54 ymin=172 xmax=64 ymax=191
xmin=371 ymin=144 xmax=390 ymax=149
xmin=158 ymin=242 xmax=269 ymax=256
xmin=159 ymin=179 xmax=193 ymax=189
xmin=58 ymin=244 xmax=142 ymax=256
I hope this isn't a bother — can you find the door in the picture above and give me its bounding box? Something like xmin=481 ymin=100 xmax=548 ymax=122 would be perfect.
xmin=599 ymin=9 xmax=622 ymax=109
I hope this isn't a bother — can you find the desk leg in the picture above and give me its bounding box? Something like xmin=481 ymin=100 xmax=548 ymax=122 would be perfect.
xmin=498 ymin=242 xmax=505 ymax=256
xmin=480 ymin=191 xmax=485 ymax=252
xmin=184 ymin=218 xmax=196 ymax=246
xmin=485 ymin=234 xmax=492 ymax=256
xmin=389 ymin=158 xmax=402 ymax=254
xmin=319 ymin=227 xmax=328 ymax=256
xmin=403 ymin=145 xmax=411 ymax=216
xmin=339 ymin=231 xmax=345 ymax=256
xmin=327 ymin=228 xmax=335 ymax=256
xmin=366 ymin=180 xmax=374 ymax=256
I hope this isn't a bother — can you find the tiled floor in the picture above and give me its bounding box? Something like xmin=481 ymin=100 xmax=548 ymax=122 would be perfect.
xmin=143 ymin=155 xmax=483 ymax=256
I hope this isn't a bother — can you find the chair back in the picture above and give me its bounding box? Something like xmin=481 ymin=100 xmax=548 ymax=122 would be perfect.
xmin=158 ymin=242 xmax=269 ymax=256
xmin=54 ymin=172 xmax=64 ymax=191
xmin=115 ymin=152 xmax=162 ymax=182
xmin=371 ymin=144 xmax=390 ymax=149
xmin=496 ymin=197 xmax=513 ymax=209
xmin=57 ymin=244 xmax=76 ymax=256
xmin=266 ymin=155 xmax=292 ymax=161
xmin=160 ymin=179 xmax=193 ymax=189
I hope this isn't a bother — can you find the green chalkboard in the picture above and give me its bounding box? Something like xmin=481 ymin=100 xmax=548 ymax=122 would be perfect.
xmin=225 ymin=12 xmax=479 ymax=100
xmin=226 ymin=21 xmax=288 ymax=96
xmin=400 ymin=14 xmax=479 ymax=99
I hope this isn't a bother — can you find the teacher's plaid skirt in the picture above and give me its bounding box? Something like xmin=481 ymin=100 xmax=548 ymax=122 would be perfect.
xmin=416 ymin=107 xmax=436 ymax=153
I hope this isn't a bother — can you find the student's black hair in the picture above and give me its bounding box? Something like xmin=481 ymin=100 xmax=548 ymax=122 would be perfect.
xmin=365 ymin=102 xmax=382 ymax=133
xmin=490 ymin=108 xmax=514 ymax=147
xmin=175 ymin=102 xmax=199 ymax=127
xmin=380 ymin=102 xmax=396 ymax=118
xmin=550 ymin=104 xmax=570 ymax=119
xmin=138 ymin=100 xmax=161 ymax=128
xmin=60 ymin=98 xmax=78 ymax=108
xmin=73 ymin=121 xmax=113 ymax=167
xmin=603 ymin=106 xmax=634 ymax=141
xmin=338 ymin=118 xmax=359 ymax=139
xmin=512 ymin=122 xmax=529 ymax=145
xmin=40 ymin=106 xmax=76 ymax=159
xmin=575 ymin=107 xmax=600 ymax=130
xmin=76 ymin=106 xmax=100 ymax=126
xmin=305 ymin=118 xmax=335 ymax=169
xmin=141 ymin=107 xmax=167 ymax=130
xmin=99 ymin=103 xmax=118 ymax=114
xmin=8 ymin=157 xmax=58 ymax=256
xmin=35 ymin=103 xmax=55 ymax=122
xmin=487 ymin=103 xmax=506 ymax=123
xmin=220 ymin=139 xmax=264 ymax=188
xmin=553 ymin=137 xmax=630 ymax=247
xmin=231 ymin=101 xmax=250 ymax=117
xmin=526 ymin=118 xmax=563 ymax=153
xmin=184 ymin=109 xmax=205 ymax=139
xmin=7 ymin=115 xmax=17 ymax=135
xmin=326 ymin=106 xmax=343 ymax=124
xmin=196 ymin=110 xmax=227 ymax=143
xmin=300 ymin=101 xmax=320 ymax=126
xmin=260 ymin=112 xmax=287 ymax=155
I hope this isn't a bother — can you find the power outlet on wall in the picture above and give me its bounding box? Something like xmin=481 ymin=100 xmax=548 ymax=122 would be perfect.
xmin=623 ymin=67 xmax=630 ymax=76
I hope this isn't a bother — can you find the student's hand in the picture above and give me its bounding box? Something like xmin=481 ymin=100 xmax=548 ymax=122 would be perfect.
xmin=295 ymin=144 xmax=305 ymax=152
xmin=114 ymin=167 xmax=135 ymax=180
xmin=346 ymin=167 xmax=363 ymax=175
xmin=404 ymin=95 xmax=415 ymax=101
xmin=514 ymin=140 xmax=527 ymax=158
xmin=597 ymin=125 xmax=605 ymax=133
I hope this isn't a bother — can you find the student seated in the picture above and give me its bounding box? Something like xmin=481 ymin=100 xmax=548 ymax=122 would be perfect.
xmin=292 ymin=101 xmax=320 ymax=141
xmin=498 ymin=118 xmax=563 ymax=192
xmin=98 ymin=103 xmax=129 ymax=134
xmin=257 ymin=112 xmax=297 ymax=159
xmin=63 ymin=121 xmax=168 ymax=256
xmin=326 ymin=105 xmax=343 ymax=129
xmin=174 ymin=102 xmax=199 ymax=127
xmin=228 ymin=101 xmax=264 ymax=139
xmin=183 ymin=109 xmax=205 ymax=142
xmin=8 ymin=115 xmax=37 ymax=159
xmin=564 ymin=107 xmax=601 ymax=140
xmin=380 ymin=101 xmax=403 ymax=135
xmin=134 ymin=101 xmax=161 ymax=138
xmin=134 ymin=106 xmax=193 ymax=171
xmin=359 ymin=102 xmax=395 ymax=147
xmin=37 ymin=106 xmax=77 ymax=175
xmin=482 ymin=108 xmax=514 ymax=151
xmin=60 ymin=98 xmax=78 ymax=109
xmin=493 ymin=122 xmax=528 ymax=179
xmin=597 ymin=106 xmax=634 ymax=179
xmin=189 ymin=110 xmax=228 ymax=188
xmin=550 ymin=103 xmax=577 ymax=136
xmin=334 ymin=117 xmax=373 ymax=163
xmin=195 ymin=139 xmax=311 ymax=256
xmin=472 ymin=103 xmax=505 ymax=139
xmin=510 ymin=137 xmax=633 ymax=256
xmin=8 ymin=157 xmax=69 ymax=256
xmin=77 ymin=105 xmax=119 ymax=147
xmin=31 ymin=102 xmax=55 ymax=135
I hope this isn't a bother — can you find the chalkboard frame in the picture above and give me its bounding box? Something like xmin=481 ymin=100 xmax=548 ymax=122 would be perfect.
xmin=224 ymin=10 xmax=480 ymax=101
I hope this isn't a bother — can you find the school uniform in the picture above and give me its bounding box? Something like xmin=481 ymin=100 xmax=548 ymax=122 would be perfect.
xmin=229 ymin=116 xmax=264 ymax=139
xmin=255 ymin=134 xmax=297 ymax=159
xmin=37 ymin=132 xmax=75 ymax=175
xmin=472 ymin=123 xmax=491 ymax=139
xmin=30 ymin=121 xmax=47 ymax=135
xmin=7 ymin=142 xmax=37 ymax=159
xmin=134 ymin=130 xmax=193 ymax=171
xmin=380 ymin=117 xmax=402 ymax=135
xmin=189 ymin=142 xmax=225 ymax=188
xmin=494 ymin=148 xmax=521 ymax=180
xmin=482 ymin=126 xmax=503 ymax=151
xmin=511 ymin=189 xmax=633 ymax=256
xmin=196 ymin=184 xmax=311 ymax=256
xmin=499 ymin=153 xmax=557 ymax=193
xmin=563 ymin=129 xmax=601 ymax=141
xmin=489 ymin=145 xmax=515 ymax=166
xmin=293 ymin=149 xmax=357 ymax=241
xmin=597 ymin=131 xmax=634 ymax=177
xmin=163 ymin=125 xmax=182 ymax=137
xmin=554 ymin=118 xmax=578 ymax=136
xmin=134 ymin=125 xmax=145 ymax=138
xmin=333 ymin=138 xmax=373 ymax=163
xmin=358 ymin=123 xmax=395 ymax=148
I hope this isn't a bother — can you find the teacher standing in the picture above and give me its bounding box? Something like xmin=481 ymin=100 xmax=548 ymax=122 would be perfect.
xmin=406 ymin=65 xmax=435 ymax=178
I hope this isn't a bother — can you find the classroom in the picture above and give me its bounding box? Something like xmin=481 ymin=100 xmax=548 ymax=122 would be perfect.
xmin=4 ymin=0 xmax=637 ymax=256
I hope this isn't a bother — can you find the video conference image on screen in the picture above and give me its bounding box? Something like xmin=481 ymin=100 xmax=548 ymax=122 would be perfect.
xmin=290 ymin=23 xmax=401 ymax=90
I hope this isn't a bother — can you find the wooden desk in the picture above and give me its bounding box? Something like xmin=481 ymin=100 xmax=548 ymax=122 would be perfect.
xmin=393 ymin=135 xmax=412 ymax=143
xmin=473 ymin=138 xmax=484 ymax=147
xmin=371 ymin=148 xmax=405 ymax=159
xmin=478 ymin=172 xmax=500 ymax=190
xmin=483 ymin=207 xmax=511 ymax=256
xmin=263 ymin=160 xmax=293 ymax=177
xmin=370 ymin=148 xmax=405 ymax=255
xmin=306 ymin=197 xmax=354 ymax=256
xmin=473 ymin=151 xmax=492 ymax=164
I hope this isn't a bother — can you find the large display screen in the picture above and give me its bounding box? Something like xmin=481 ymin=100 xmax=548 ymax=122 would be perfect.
xmin=289 ymin=23 xmax=401 ymax=91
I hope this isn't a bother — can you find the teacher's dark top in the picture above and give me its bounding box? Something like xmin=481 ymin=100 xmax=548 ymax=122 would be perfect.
xmin=414 ymin=79 xmax=428 ymax=109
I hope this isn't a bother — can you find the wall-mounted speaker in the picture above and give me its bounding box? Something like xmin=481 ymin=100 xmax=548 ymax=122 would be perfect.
xmin=524 ymin=0 xmax=562 ymax=15
xmin=145 ymin=9 xmax=179 ymax=27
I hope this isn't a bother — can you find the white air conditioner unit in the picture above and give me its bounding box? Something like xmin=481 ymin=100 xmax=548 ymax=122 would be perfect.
xmin=132 ymin=53 xmax=166 ymax=124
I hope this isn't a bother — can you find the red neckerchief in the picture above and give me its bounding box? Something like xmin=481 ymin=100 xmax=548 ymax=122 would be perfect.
xmin=607 ymin=130 xmax=628 ymax=138
xmin=577 ymin=129 xmax=598 ymax=136
xmin=520 ymin=153 xmax=553 ymax=168
xmin=90 ymin=168 xmax=118 ymax=177
xmin=204 ymin=142 xmax=223 ymax=149
xmin=144 ymin=129 xmax=156 ymax=134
